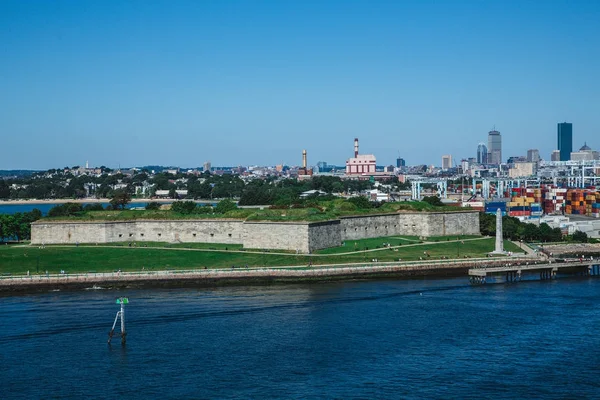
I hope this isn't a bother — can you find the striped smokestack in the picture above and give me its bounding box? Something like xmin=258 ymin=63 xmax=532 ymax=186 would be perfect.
xmin=354 ymin=138 xmax=359 ymax=157
xmin=302 ymin=149 xmax=307 ymax=169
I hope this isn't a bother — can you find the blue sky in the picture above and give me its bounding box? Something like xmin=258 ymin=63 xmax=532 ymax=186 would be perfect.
xmin=1 ymin=0 xmax=599 ymax=169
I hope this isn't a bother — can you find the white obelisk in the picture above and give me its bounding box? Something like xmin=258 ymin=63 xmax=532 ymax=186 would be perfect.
xmin=492 ymin=208 xmax=505 ymax=254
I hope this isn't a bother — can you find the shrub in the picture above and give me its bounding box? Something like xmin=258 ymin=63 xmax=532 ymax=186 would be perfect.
xmin=171 ymin=201 xmax=198 ymax=214
xmin=145 ymin=202 xmax=161 ymax=210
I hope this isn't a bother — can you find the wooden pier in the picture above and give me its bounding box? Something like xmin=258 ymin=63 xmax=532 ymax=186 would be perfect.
xmin=469 ymin=260 xmax=600 ymax=284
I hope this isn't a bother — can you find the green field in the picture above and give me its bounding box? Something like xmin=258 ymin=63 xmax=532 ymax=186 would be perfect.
xmin=0 ymin=237 xmax=523 ymax=275
xmin=314 ymin=235 xmax=481 ymax=255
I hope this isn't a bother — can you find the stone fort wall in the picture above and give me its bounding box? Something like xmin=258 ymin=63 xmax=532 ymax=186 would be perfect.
xmin=31 ymin=211 xmax=479 ymax=253
xmin=340 ymin=211 xmax=480 ymax=240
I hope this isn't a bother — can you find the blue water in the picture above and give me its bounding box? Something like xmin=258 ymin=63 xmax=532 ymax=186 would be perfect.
xmin=1 ymin=277 xmax=600 ymax=399
xmin=0 ymin=202 xmax=218 ymax=215
xmin=0 ymin=202 xmax=156 ymax=215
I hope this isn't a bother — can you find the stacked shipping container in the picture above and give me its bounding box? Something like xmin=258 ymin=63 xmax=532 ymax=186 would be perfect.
xmin=565 ymin=189 xmax=600 ymax=217
xmin=484 ymin=187 xmax=600 ymax=218
xmin=542 ymin=186 xmax=567 ymax=214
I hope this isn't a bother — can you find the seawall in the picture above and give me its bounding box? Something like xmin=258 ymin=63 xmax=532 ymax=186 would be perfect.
xmin=0 ymin=257 xmax=522 ymax=294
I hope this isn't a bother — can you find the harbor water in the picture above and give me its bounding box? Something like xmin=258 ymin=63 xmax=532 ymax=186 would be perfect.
xmin=1 ymin=277 xmax=600 ymax=399
xmin=0 ymin=202 xmax=152 ymax=215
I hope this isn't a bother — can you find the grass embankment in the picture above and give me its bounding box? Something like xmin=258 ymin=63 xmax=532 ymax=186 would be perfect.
xmin=39 ymin=200 xmax=467 ymax=223
xmin=314 ymin=235 xmax=481 ymax=255
xmin=0 ymin=236 xmax=522 ymax=275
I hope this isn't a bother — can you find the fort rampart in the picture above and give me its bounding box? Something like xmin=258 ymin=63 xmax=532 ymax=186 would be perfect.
xmin=31 ymin=211 xmax=479 ymax=253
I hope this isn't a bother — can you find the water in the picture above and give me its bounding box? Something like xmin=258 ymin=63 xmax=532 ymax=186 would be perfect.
xmin=1 ymin=277 xmax=600 ymax=399
xmin=0 ymin=202 xmax=159 ymax=215
xmin=0 ymin=201 xmax=218 ymax=215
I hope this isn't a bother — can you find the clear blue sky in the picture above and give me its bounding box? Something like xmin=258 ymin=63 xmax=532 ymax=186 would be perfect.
xmin=1 ymin=0 xmax=599 ymax=169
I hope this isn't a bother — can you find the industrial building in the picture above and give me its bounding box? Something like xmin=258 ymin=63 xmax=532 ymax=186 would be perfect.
xmin=297 ymin=149 xmax=313 ymax=179
xmin=345 ymin=138 xmax=376 ymax=175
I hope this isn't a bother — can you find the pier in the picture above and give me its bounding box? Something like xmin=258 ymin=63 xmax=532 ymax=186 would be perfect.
xmin=469 ymin=259 xmax=600 ymax=284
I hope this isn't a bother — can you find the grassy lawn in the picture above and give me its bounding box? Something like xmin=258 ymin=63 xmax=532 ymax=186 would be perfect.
xmin=314 ymin=235 xmax=486 ymax=255
xmin=94 ymin=242 xmax=244 ymax=251
xmin=0 ymin=238 xmax=523 ymax=275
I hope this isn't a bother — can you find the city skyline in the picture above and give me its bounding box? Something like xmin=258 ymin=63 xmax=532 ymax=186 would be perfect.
xmin=1 ymin=1 xmax=599 ymax=169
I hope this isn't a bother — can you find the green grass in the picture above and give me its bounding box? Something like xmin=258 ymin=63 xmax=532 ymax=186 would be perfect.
xmin=0 ymin=238 xmax=523 ymax=275
xmin=94 ymin=242 xmax=244 ymax=251
xmin=38 ymin=200 xmax=469 ymax=223
xmin=314 ymin=235 xmax=484 ymax=255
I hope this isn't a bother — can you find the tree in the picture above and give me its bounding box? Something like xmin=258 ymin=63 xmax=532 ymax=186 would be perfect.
xmin=48 ymin=203 xmax=83 ymax=217
xmin=479 ymin=212 xmax=495 ymax=236
xmin=0 ymin=214 xmax=9 ymax=242
xmin=110 ymin=189 xmax=131 ymax=210
xmin=145 ymin=202 xmax=161 ymax=210
xmin=572 ymin=230 xmax=588 ymax=243
xmin=215 ymin=199 xmax=237 ymax=214
xmin=520 ymin=223 xmax=541 ymax=242
xmin=171 ymin=201 xmax=197 ymax=214
xmin=422 ymin=195 xmax=444 ymax=207
xmin=348 ymin=196 xmax=372 ymax=209
xmin=0 ymin=180 xmax=10 ymax=199
xmin=539 ymin=223 xmax=553 ymax=242
xmin=83 ymin=204 xmax=104 ymax=212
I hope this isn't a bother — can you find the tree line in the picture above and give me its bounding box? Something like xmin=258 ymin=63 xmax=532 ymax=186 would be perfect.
xmin=1 ymin=169 xmax=410 ymax=205
xmin=0 ymin=210 xmax=42 ymax=242
xmin=479 ymin=212 xmax=590 ymax=243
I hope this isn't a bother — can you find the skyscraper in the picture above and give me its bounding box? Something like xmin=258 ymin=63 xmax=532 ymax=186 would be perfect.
xmin=557 ymin=122 xmax=573 ymax=161
xmin=527 ymin=149 xmax=540 ymax=163
xmin=396 ymin=157 xmax=406 ymax=168
xmin=477 ymin=143 xmax=488 ymax=164
xmin=487 ymin=130 xmax=502 ymax=165
xmin=441 ymin=155 xmax=452 ymax=170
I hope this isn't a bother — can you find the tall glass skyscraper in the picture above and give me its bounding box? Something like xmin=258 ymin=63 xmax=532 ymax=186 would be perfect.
xmin=557 ymin=122 xmax=573 ymax=161
xmin=477 ymin=143 xmax=488 ymax=164
xmin=487 ymin=130 xmax=502 ymax=165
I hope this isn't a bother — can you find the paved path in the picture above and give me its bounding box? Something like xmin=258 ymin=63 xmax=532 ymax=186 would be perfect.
xmin=510 ymin=241 xmax=539 ymax=257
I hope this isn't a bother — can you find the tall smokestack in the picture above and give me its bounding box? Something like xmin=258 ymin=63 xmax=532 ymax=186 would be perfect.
xmin=354 ymin=138 xmax=359 ymax=157
xmin=302 ymin=149 xmax=307 ymax=169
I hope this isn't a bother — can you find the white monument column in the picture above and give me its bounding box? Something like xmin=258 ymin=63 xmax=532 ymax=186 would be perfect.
xmin=492 ymin=208 xmax=505 ymax=254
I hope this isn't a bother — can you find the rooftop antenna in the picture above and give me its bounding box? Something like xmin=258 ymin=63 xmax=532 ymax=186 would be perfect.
xmin=108 ymin=297 xmax=128 ymax=345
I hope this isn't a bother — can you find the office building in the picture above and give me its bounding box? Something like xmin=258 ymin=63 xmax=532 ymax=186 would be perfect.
xmin=570 ymin=143 xmax=599 ymax=161
xmin=441 ymin=155 xmax=452 ymax=170
xmin=396 ymin=157 xmax=406 ymax=168
xmin=527 ymin=149 xmax=540 ymax=163
xmin=557 ymin=122 xmax=573 ymax=161
xmin=487 ymin=130 xmax=502 ymax=165
xmin=509 ymin=162 xmax=536 ymax=178
xmin=477 ymin=143 xmax=488 ymax=164
xmin=551 ymin=150 xmax=561 ymax=161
